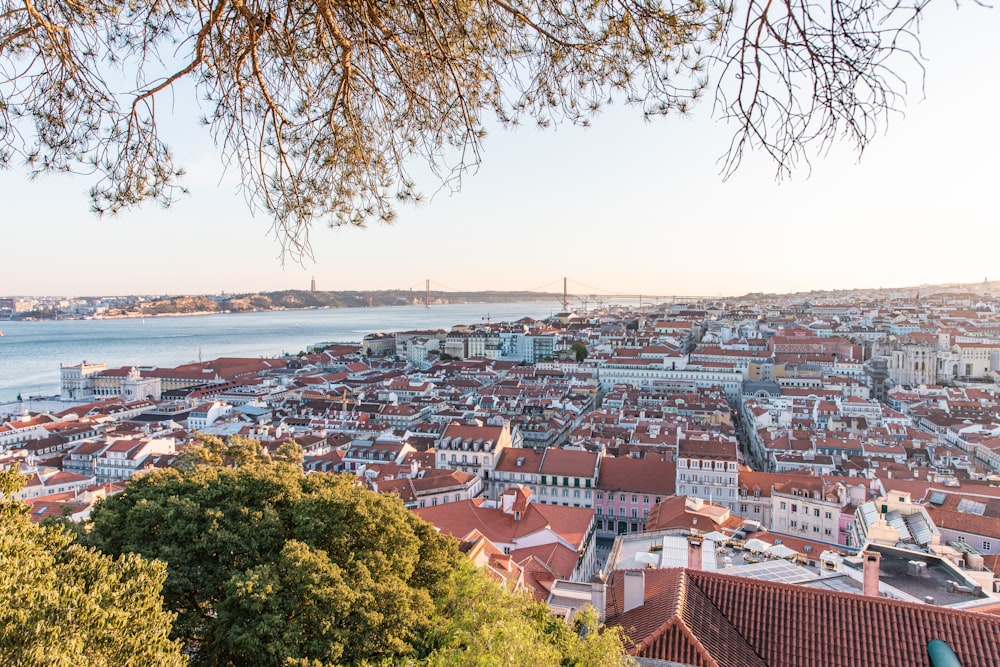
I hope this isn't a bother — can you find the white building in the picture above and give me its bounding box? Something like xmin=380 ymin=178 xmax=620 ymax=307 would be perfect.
xmin=675 ymin=437 xmax=740 ymax=512
xmin=60 ymin=361 xmax=107 ymax=400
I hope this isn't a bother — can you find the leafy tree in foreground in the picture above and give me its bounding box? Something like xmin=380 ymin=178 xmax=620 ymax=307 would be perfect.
xmin=87 ymin=457 xmax=453 ymax=665
xmin=0 ymin=466 xmax=184 ymax=666
xmin=419 ymin=559 xmax=634 ymax=667
xmin=2 ymin=0 xmax=935 ymax=256
xmin=84 ymin=436 xmax=632 ymax=665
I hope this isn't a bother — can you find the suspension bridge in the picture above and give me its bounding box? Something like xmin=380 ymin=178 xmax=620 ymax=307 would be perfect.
xmin=402 ymin=277 xmax=725 ymax=311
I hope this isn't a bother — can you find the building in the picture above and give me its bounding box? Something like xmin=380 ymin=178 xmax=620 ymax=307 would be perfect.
xmin=415 ymin=485 xmax=598 ymax=583
xmin=675 ymin=437 xmax=741 ymax=511
xmin=598 ymin=357 xmax=743 ymax=403
xmin=371 ymin=469 xmax=482 ymax=510
xmin=60 ymin=361 xmax=108 ymax=400
xmin=770 ymin=477 xmax=848 ymax=544
xmin=595 ymin=567 xmax=1000 ymax=666
xmin=493 ymin=447 xmax=601 ymax=509
xmin=434 ymin=421 xmax=514 ymax=496
xmin=594 ymin=455 xmax=676 ymax=536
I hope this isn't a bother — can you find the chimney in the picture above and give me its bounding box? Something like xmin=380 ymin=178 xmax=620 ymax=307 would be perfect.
xmin=623 ymin=570 xmax=645 ymax=613
xmin=863 ymin=551 xmax=881 ymax=597
xmin=590 ymin=572 xmax=607 ymax=623
xmin=688 ymin=534 xmax=704 ymax=571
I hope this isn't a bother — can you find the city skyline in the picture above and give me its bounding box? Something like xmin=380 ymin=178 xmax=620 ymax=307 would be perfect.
xmin=0 ymin=2 xmax=996 ymax=297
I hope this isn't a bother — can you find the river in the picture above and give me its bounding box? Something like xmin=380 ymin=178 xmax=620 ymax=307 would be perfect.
xmin=0 ymin=302 xmax=562 ymax=402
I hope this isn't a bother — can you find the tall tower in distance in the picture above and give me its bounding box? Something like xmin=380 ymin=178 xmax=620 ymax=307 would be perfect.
xmin=311 ymin=276 xmax=317 ymax=292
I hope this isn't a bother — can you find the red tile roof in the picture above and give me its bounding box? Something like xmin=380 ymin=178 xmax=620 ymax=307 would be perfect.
xmin=605 ymin=568 xmax=1000 ymax=667
xmin=539 ymin=448 xmax=599 ymax=478
xmin=597 ymin=456 xmax=675 ymax=495
xmin=415 ymin=497 xmax=593 ymax=550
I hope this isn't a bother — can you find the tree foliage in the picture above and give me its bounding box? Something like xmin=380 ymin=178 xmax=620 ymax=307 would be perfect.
xmin=1 ymin=0 xmax=933 ymax=256
xmin=86 ymin=454 xmax=456 ymax=665
xmin=0 ymin=466 xmax=184 ymax=666
xmin=83 ymin=437 xmax=633 ymax=665
xmin=418 ymin=559 xmax=634 ymax=667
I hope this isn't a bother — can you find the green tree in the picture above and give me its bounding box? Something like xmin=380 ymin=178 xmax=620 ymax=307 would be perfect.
xmin=85 ymin=452 xmax=459 ymax=666
xmin=1 ymin=0 xmax=935 ymax=257
xmin=0 ymin=466 xmax=184 ymax=666
xmin=419 ymin=560 xmax=634 ymax=667
xmin=571 ymin=342 xmax=589 ymax=362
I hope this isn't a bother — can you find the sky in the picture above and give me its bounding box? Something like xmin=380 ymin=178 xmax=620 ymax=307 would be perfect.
xmin=1 ymin=2 xmax=997 ymax=299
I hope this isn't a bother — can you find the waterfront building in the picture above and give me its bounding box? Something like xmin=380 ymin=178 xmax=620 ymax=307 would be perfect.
xmin=60 ymin=361 xmax=107 ymax=400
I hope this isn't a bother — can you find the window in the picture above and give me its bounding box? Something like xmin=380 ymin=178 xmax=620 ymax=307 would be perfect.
xmin=597 ymin=492 xmax=604 ymax=500
xmin=573 ymin=489 xmax=580 ymax=498
xmin=740 ymin=504 xmax=749 ymax=513
xmin=814 ymin=508 xmax=820 ymax=517
xmin=563 ymin=477 xmax=569 ymax=486
xmin=585 ymin=490 xmax=591 ymax=499
xmin=619 ymin=494 xmax=626 ymax=503
xmin=790 ymin=520 xmax=797 ymax=528
xmin=813 ymin=526 xmax=820 ymax=533
xmin=984 ymin=541 xmax=992 ymax=551
xmin=780 ymin=502 xmax=787 ymax=510
xmin=619 ymin=507 xmax=626 ymax=517
xmin=824 ymin=528 xmax=832 ymax=536
xmin=562 ymin=488 xmax=569 ymax=497
xmin=631 ymin=495 xmax=638 ymax=503
xmin=631 ymin=508 xmax=638 ymax=519
xmin=791 ymin=504 xmax=797 ymax=513
xmin=596 ymin=506 xmax=603 ymax=516
xmin=825 ymin=511 xmax=833 ymax=520
xmin=462 ymin=454 xmax=467 ymax=464
xmin=540 ymin=488 xmax=547 ymax=496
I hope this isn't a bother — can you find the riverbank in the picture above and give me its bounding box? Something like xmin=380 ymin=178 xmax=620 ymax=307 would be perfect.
xmin=8 ymin=290 xmax=562 ymax=322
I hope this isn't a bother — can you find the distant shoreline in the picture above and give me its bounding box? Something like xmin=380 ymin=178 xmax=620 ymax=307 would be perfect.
xmin=8 ymin=291 xmax=564 ymax=322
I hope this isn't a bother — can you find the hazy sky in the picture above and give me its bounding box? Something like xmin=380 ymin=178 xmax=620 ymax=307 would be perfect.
xmin=1 ymin=3 xmax=997 ymax=299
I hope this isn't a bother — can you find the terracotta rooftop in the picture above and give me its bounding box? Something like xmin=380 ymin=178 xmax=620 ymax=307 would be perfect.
xmin=605 ymin=567 xmax=1000 ymax=667
xmin=415 ymin=496 xmax=593 ymax=550
xmin=539 ymin=448 xmax=599 ymax=478
xmin=597 ymin=456 xmax=676 ymax=495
